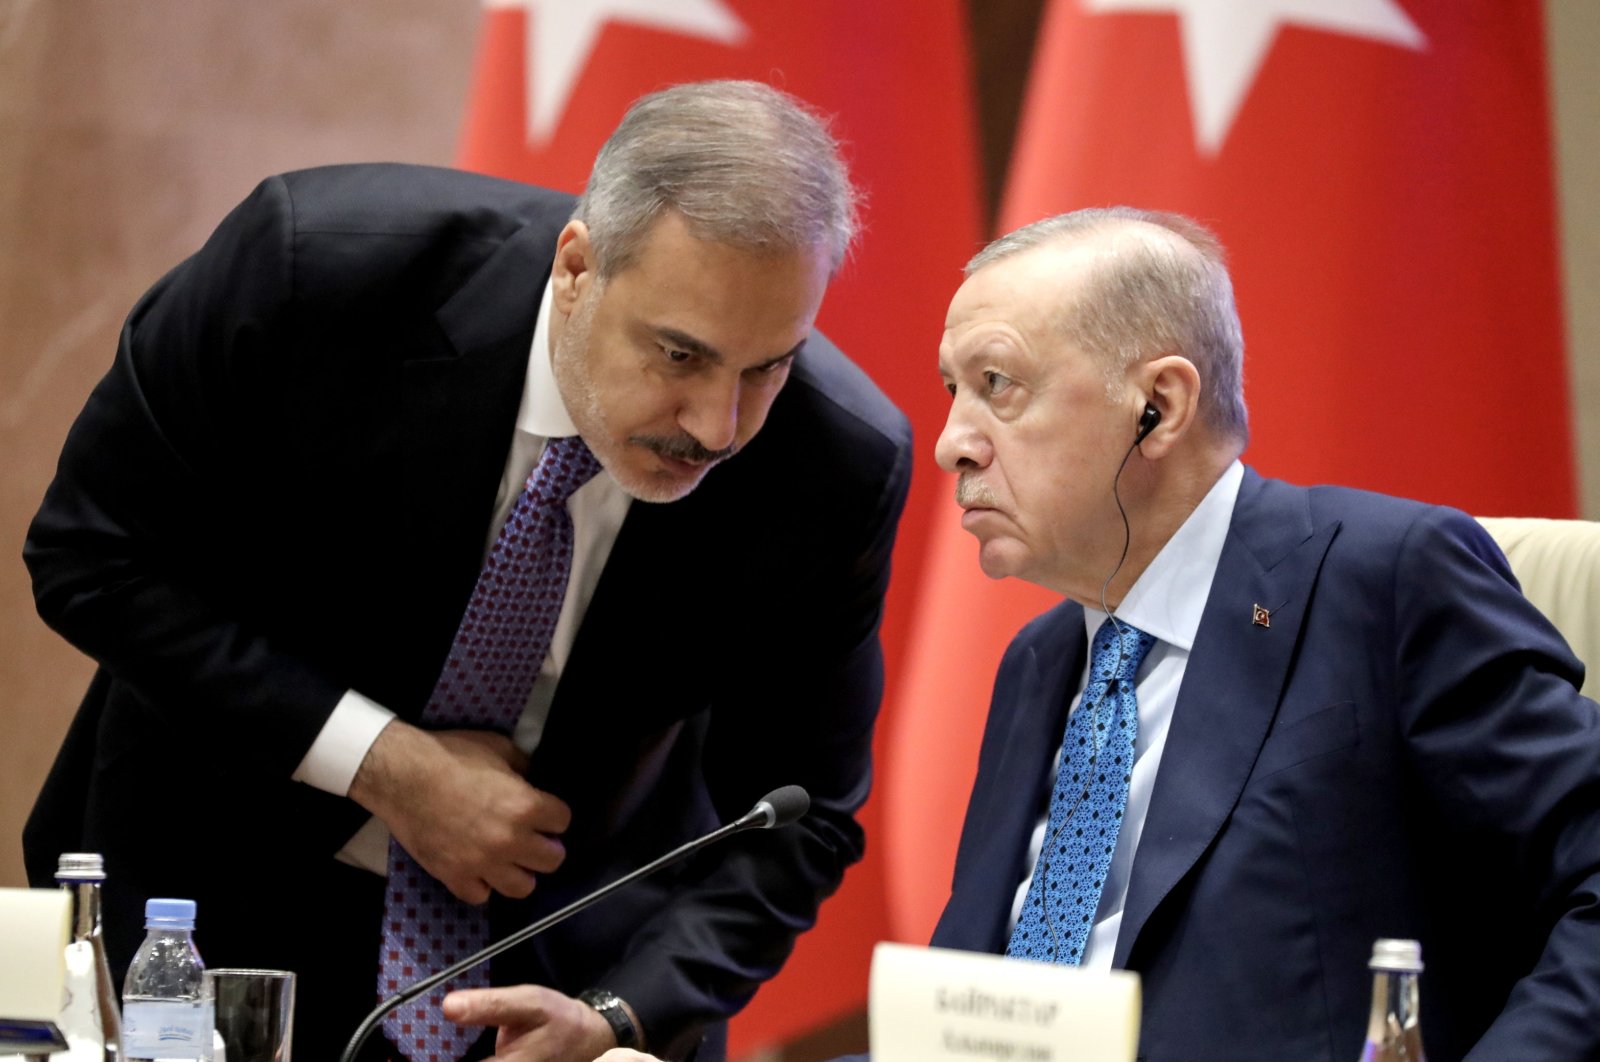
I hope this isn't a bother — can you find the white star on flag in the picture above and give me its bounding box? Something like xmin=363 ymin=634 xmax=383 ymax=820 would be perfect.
xmin=484 ymin=0 xmax=749 ymax=146
xmin=1084 ymin=0 xmax=1425 ymax=156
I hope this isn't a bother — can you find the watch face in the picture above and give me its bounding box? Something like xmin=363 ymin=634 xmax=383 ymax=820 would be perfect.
xmin=581 ymin=990 xmax=637 ymax=1047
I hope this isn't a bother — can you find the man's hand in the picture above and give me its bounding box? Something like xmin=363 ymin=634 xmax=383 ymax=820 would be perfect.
xmin=443 ymin=985 xmax=620 ymax=1062
xmin=349 ymin=720 xmax=571 ymax=903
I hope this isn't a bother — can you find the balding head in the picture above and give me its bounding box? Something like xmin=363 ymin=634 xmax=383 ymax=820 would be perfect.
xmin=966 ymin=208 xmax=1248 ymax=444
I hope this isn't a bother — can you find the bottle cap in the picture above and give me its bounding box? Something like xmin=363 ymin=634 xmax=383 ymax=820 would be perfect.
xmin=1368 ymin=937 xmax=1423 ymax=973
xmin=144 ymin=897 xmax=198 ymax=930
xmin=55 ymin=852 xmax=106 ymax=882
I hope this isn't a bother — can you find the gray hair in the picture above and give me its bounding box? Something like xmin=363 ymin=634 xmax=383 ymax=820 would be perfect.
xmin=575 ymin=80 xmax=859 ymax=276
xmin=968 ymin=207 xmax=1248 ymax=443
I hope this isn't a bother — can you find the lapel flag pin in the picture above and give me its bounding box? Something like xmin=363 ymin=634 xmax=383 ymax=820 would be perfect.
xmin=1252 ymin=604 xmax=1272 ymax=628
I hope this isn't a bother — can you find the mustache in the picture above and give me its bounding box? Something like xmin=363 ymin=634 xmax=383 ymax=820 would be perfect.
xmin=955 ymin=476 xmax=999 ymax=509
xmin=631 ymin=433 xmax=737 ymax=465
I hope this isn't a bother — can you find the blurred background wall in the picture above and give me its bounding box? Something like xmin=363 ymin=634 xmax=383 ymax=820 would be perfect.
xmin=1 ymin=0 xmax=482 ymax=886
xmin=2 ymin=0 xmax=1595 ymax=1056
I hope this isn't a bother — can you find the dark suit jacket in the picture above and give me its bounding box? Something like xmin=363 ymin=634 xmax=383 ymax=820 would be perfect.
xmin=929 ymin=469 xmax=1600 ymax=1061
xmin=23 ymin=163 xmax=912 ymax=1060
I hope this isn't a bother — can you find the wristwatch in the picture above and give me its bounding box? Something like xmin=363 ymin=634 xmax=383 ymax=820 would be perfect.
xmin=578 ymin=988 xmax=640 ymax=1049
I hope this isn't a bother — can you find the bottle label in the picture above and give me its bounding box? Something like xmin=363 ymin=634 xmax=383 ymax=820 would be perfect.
xmin=57 ymin=940 xmax=106 ymax=1042
xmin=124 ymin=999 xmax=213 ymax=1059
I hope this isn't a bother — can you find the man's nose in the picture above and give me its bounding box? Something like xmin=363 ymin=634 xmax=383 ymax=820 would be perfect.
xmin=935 ymin=404 xmax=989 ymax=473
xmin=679 ymin=374 xmax=741 ymax=453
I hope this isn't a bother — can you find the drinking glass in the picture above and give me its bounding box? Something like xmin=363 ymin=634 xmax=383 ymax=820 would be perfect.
xmin=205 ymin=968 xmax=294 ymax=1062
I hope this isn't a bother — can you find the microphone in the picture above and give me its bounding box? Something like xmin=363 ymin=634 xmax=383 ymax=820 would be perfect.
xmin=745 ymin=784 xmax=809 ymax=829
xmin=338 ymin=785 xmax=811 ymax=1062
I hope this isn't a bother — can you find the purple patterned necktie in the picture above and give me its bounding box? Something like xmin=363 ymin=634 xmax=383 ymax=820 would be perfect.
xmin=380 ymin=434 xmax=601 ymax=1061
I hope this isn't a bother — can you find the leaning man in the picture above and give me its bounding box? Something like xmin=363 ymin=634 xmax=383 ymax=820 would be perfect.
xmin=23 ymin=80 xmax=912 ymax=1062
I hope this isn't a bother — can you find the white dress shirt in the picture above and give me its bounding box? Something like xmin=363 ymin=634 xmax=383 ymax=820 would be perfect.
xmin=290 ymin=280 xmax=632 ymax=873
xmin=1008 ymin=460 xmax=1243 ymax=971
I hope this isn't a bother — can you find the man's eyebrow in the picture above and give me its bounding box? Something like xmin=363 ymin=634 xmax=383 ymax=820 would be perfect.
xmin=764 ymin=338 xmax=807 ymax=370
xmin=657 ymin=327 xmax=725 ymax=364
xmin=656 ymin=327 xmax=805 ymax=370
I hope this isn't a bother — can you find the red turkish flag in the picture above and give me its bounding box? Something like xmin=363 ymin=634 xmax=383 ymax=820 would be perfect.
xmin=883 ymin=0 xmax=1574 ymax=943
xmin=455 ymin=2 xmax=983 ymax=1050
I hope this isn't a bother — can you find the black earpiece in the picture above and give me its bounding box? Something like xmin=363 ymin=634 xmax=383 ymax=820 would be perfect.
xmin=1135 ymin=402 xmax=1162 ymax=443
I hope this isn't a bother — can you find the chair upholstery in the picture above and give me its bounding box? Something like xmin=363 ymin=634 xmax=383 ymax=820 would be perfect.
xmin=1477 ymin=517 xmax=1600 ymax=697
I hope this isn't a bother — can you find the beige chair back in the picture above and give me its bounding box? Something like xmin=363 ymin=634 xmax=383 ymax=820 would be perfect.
xmin=1476 ymin=517 xmax=1600 ymax=697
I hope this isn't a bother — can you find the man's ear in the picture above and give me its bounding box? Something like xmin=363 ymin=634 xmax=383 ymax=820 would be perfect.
xmin=551 ymin=220 xmax=596 ymax=315
xmin=1133 ymin=354 xmax=1202 ymax=456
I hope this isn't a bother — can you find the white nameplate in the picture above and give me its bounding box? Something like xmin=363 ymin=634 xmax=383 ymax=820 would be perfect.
xmin=869 ymin=942 xmax=1140 ymax=1062
xmin=0 ymin=887 xmax=71 ymax=1021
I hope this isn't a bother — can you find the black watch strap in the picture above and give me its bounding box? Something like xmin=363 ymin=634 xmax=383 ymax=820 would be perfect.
xmin=578 ymin=988 xmax=640 ymax=1049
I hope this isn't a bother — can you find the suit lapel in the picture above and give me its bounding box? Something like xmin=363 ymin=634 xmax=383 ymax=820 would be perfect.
xmin=525 ymin=471 xmax=742 ymax=859
xmin=390 ymin=219 xmax=560 ymax=713
xmin=1113 ymin=469 xmax=1339 ymax=968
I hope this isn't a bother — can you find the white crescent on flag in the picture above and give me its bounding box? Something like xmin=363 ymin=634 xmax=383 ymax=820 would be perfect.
xmin=1084 ymin=0 xmax=1426 ymax=155
xmin=483 ymin=0 xmax=749 ymax=146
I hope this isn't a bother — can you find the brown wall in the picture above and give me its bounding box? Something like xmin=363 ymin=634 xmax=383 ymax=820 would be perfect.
xmin=1 ymin=0 xmax=480 ymax=885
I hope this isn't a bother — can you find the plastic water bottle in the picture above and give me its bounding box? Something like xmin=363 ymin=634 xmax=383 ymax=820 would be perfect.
xmin=121 ymin=899 xmax=212 ymax=1062
xmin=1357 ymin=937 xmax=1426 ymax=1061
xmin=55 ymin=853 xmax=125 ymax=1060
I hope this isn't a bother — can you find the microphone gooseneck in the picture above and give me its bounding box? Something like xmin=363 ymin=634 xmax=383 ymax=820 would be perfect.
xmin=338 ymin=786 xmax=811 ymax=1062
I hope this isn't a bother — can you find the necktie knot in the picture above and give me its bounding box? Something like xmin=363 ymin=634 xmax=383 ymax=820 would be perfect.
xmin=527 ymin=434 xmax=602 ymax=507
xmin=1088 ymin=617 xmax=1156 ymax=692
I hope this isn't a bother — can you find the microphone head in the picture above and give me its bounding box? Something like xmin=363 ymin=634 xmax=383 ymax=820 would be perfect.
xmin=753 ymin=785 xmax=810 ymax=828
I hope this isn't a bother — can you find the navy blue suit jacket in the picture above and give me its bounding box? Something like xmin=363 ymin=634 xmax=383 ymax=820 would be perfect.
xmin=928 ymin=469 xmax=1600 ymax=1061
xmin=23 ymin=164 xmax=912 ymax=1060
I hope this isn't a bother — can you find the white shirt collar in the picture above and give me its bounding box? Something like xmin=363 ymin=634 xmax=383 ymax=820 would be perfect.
xmin=1083 ymin=460 xmax=1244 ymax=652
xmin=518 ymin=277 xmax=579 ymax=439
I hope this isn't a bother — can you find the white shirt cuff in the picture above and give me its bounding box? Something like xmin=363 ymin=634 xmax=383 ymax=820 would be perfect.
xmin=290 ymin=690 xmax=396 ymax=796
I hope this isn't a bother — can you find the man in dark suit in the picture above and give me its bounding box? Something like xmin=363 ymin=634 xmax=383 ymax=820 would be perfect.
xmin=922 ymin=208 xmax=1600 ymax=1059
xmin=23 ymin=80 xmax=911 ymax=1062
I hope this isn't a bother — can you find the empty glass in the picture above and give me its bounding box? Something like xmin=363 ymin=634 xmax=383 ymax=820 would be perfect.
xmin=204 ymin=969 xmax=294 ymax=1062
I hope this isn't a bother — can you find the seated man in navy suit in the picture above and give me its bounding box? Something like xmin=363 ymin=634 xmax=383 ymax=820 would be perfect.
xmin=24 ymin=81 xmax=912 ymax=1062
xmin=922 ymin=208 xmax=1600 ymax=1059
xmin=604 ymin=205 xmax=1600 ymax=1062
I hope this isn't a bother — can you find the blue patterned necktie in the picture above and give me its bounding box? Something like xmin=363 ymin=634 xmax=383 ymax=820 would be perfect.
xmin=379 ymin=434 xmax=601 ymax=1061
xmin=1007 ymin=617 xmax=1156 ymax=965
